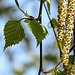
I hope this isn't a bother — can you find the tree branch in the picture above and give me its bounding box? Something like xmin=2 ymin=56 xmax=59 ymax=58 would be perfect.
xmin=41 ymin=44 xmax=75 ymax=74
xmin=41 ymin=15 xmax=75 ymax=74
xmin=69 ymin=44 xmax=75 ymax=53
xmin=38 ymin=0 xmax=43 ymax=75
xmin=44 ymin=3 xmax=62 ymax=56
xmin=73 ymin=16 xmax=75 ymax=64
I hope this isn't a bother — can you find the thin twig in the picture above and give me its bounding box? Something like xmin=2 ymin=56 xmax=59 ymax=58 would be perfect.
xmin=38 ymin=42 xmax=43 ymax=75
xmin=44 ymin=3 xmax=62 ymax=56
xmin=15 ymin=0 xmax=26 ymax=15
xmin=38 ymin=1 xmax=43 ymax=19
xmin=41 ymin=44 xmax=75 ymax=74
xmin=19 ymin=18 xmax=28 ymax=21
xmin=42 ymin=60 xmax=62 ymax=74
xmin=41 ymin=4 xmax=75 ymax=74
xmin=38 ymin=0 xmax=43 ymax=75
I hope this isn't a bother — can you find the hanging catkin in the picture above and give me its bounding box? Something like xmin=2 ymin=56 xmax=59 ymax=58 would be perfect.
xmin=63 ymin=65 xmax=75 ymax=75
xmin=58 ymin=0 xmax=75 ymax=67
xmin=58 ymin=0 xmax=68 ymax=66
xmin=62 ymin=0 xmax=75 ymax=67
xmin=58 ymin=0 xmax=67 ymax=42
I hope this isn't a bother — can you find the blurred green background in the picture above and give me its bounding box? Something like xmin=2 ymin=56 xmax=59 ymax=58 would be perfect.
xmin=0 ymin=0 xmax=61 ymax=75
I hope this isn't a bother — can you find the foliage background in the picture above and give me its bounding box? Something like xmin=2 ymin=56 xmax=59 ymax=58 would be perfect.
xmin=0 ymin=0 xmax=64 ymax=75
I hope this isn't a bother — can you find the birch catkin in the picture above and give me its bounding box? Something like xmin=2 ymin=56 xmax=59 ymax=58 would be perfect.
xmin=58 ymin=0 xmax=67 ymax=41
xmin=62 ymin=0 xmax=75 ymax=66
xmin=58 ymin=0 xmax=75 ymax=67
xmin=58 ymin=0 xmax=68 ymax=66
xmin=63 ymin=65 xmax=75 ymax=75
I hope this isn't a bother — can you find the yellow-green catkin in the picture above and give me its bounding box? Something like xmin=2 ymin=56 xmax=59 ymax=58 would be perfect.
xmin=58 ymin=0 xmax=75 ymax=67
xmin=62 ymin=0 xmax=75 ymax=67
xmin=63 ymin=65 xmax=75 ymax=75
xmin=58 ymin=0 xmax=67 ymax=41
xmin=58 ymin=0 xmax=68 ymax=66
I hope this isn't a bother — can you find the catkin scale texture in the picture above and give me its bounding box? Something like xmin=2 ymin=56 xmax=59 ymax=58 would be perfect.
xmin=65 ymin=0 xmax=75 ymax=65
xmin=58 ymin=0 xmax=67 ymax=42
xmin=58 ymin=0 xmax=68 ymax=66
xmin=63 ymin=0 xmax=75 ymax=66
xmin=63 ymin=65 xmax=75 ymax=75
xmin=58 ymin=0 xmax=75 ymax=67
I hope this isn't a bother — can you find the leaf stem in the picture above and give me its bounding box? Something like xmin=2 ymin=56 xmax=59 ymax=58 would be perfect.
xmin=19 ymin=18 xmax=28 ymax=21
xmin=41 ymin=45 xmax=75 ymax=74
xmin=42 ymin=60 xmax=62 ymax=74
xmin=15 ymin=0 xmax=26 ymax=15
xmin=38 ymin=3 xmax=75 ymax=75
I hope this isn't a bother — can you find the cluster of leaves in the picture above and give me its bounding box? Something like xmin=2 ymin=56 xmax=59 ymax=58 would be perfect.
xmin=4 ymin=19 xmax=48 ymax=51
xmin=3 ymin=0 xmax=59 ymax=51
xmin=3 ymin=0 xmax=75 ymax=75
xmin=4 ymin=0 xmax=50 ymax=51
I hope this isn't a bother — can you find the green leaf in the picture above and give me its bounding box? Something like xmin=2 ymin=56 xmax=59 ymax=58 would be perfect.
xmin=71 ymin=39 xmax=73 ymax=46
xmin=44 ymin=54 xmax=58 ymax=63
xmin=24 ymin=19 xmax=31 ymax=23
xmin=28 ymin=20 xmax=48 ymax=46
xmin=4 ymin=20 xmax=25 ymax=51
xmin=52 ymin=18 xmax=59 ymax=29
xmin=0 ymin=7 xmax=16 ymax=15
xmin=47 ymin=0 xmax=51 ymax=4
xmin=68 ymin=55 xmax=74 ymax=66
xmin=51 ymin=69 xmax=66 ymax=75
xmin=47 ymin=2 xmax=51 ymax=14
xmin=54 ymin=42 xmax=63 ymax=50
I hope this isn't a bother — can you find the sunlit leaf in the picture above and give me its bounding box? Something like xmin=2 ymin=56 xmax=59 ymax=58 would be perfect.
xmin=51 ymin=69 xmax=66 ymax=75
xmin=52 ymin=18 xmax=59 ymax=29
xmin=54 ymin=42 xmax=63 ymax=49
xmin=28 ymin=20 xmax=48 ymax=46
xmin=24 ymin=19 xmax=31 ymax=23
xmin=47 ymin=0 xmax=51 ymax=4
xmin=4 ymin=20 xmax=25 ymax=51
